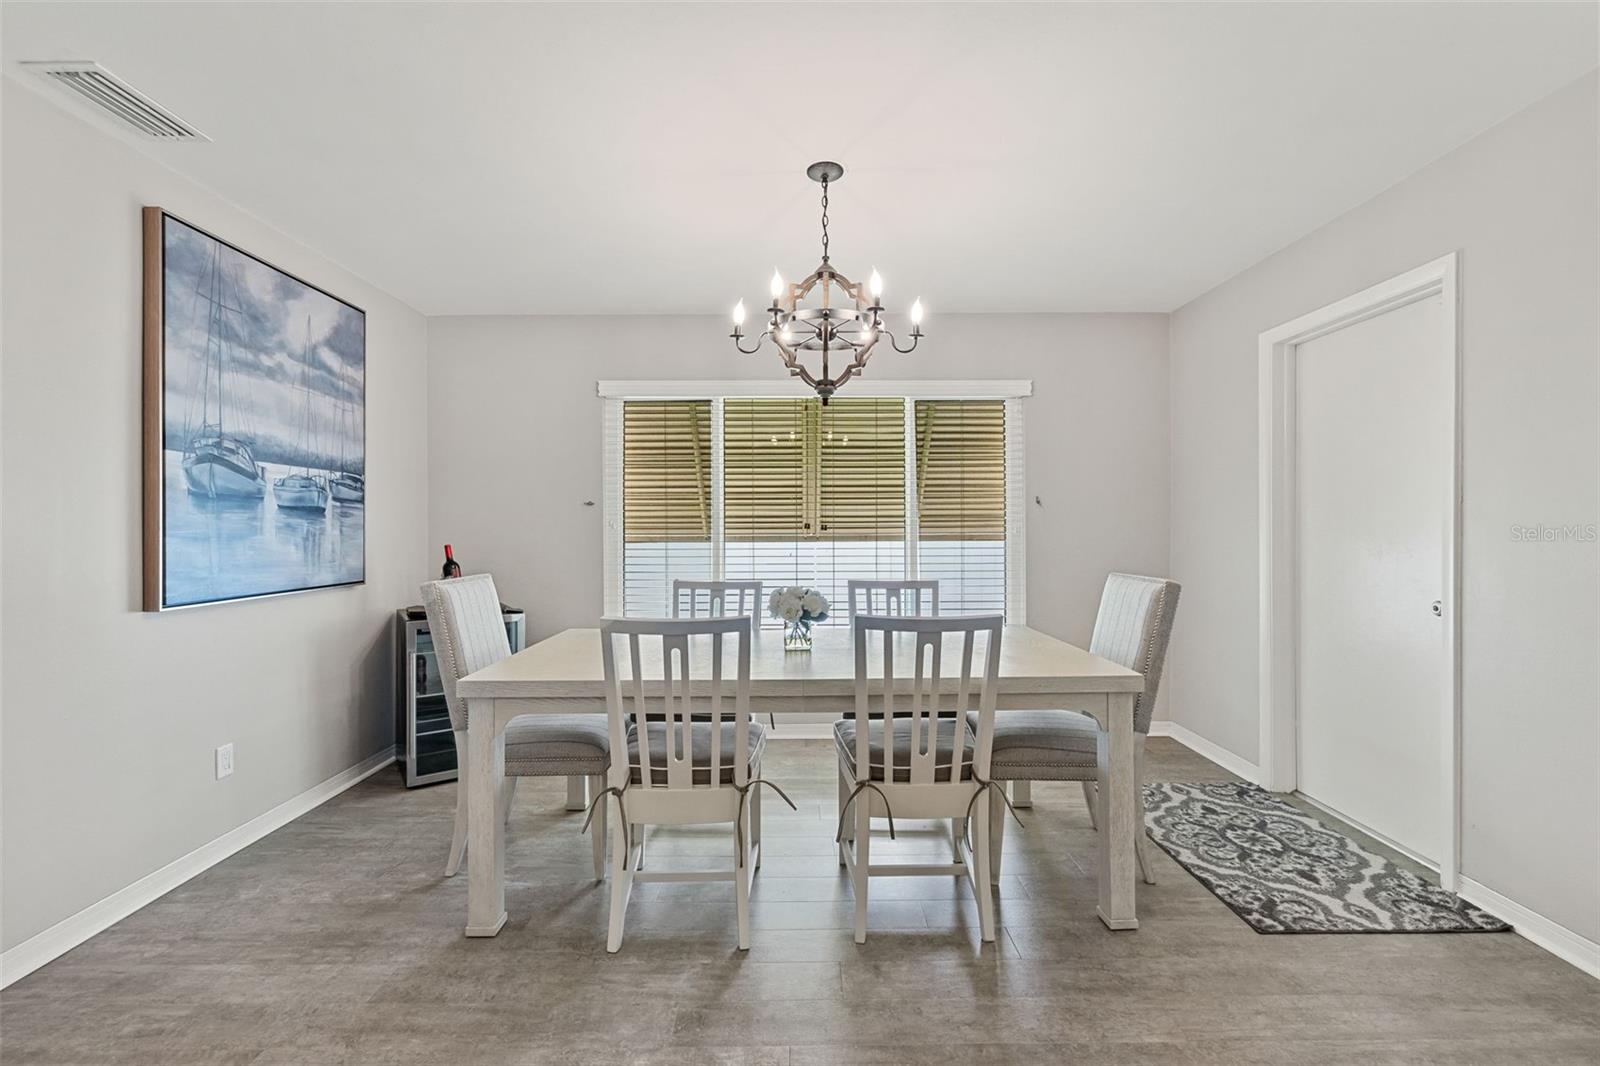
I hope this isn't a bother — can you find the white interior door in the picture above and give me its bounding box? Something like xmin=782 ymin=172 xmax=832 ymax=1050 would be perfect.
xmin=1295 ymin=293 xmax=1447 ymax=864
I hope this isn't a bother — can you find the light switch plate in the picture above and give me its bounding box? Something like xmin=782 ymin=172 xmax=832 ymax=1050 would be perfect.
xmin=216 ymin=743 xmax=234 ymax=779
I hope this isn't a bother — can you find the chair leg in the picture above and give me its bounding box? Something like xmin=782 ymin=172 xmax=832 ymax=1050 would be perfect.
xmin=988 ymin=787 xmax=1006 ymax=887
xmin=565 ymin=775 xmax=588 ymax=811
xmin=1136 ymin=831 xmax=1155 ymax=885
xmin=838 ymin=766 xmax=853 ymax=867
xmin=852 ymin=795 xmax=871 ymax=943
xmin=1134 ymin=738 xmax=1154 ymax=885
xmin=950 ymin=819 xmax=964 ymax=862
xmin=1010 ymin=780 xmax=1033 ymax=809
xmin=1082 ymin=780 xmax=1099 ymax=831
xmin=588 ymin=773 xmax=607 ymax=883
xmin=735 ymin=802 xmax=752 ymax=951
xmin=635 ymin=825 xmax=647 ymax=870
xmin=751 ymin=771 xmax=763 ymax=873
xmin=444 ymin=731 xmax=469 ymax=877
xmin=972 ymin=791 xmax=997 ymax=943
xmin=500 ymin=776 xmax=518 ymax=828
xmin=606 ymin=810 xmax=632 ymax=953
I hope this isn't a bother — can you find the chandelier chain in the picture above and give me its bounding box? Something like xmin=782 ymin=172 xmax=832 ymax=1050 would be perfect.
xmin=820 ymin=177 xmax=830 ymax=264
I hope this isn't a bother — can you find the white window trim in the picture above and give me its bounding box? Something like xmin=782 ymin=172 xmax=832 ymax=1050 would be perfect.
xmin=601 ymin=397 xmax=624 ymax=616
xmin=601 ymin=381 xmax=1031 ymax=623
xmin=598 ymin=379 xmax=1032 ymax=400
xmin=1004 ymin=396 xmax=1027 ymax=625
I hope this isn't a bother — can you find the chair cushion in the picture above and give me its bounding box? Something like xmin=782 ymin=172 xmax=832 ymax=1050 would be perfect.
xmin=971 ymin=710 xmax=1100 ymax=779
xmin=504 ymin=714 xmax=610 ymax=776
xmin=834 ymin=718 xmax=975 ymax=783
xmin=628 ymin=720 xmax=767 ymax=786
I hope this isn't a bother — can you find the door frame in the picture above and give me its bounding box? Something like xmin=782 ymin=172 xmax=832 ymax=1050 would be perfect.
xmin=1257 ymin=252 xmax=1461 ymax=890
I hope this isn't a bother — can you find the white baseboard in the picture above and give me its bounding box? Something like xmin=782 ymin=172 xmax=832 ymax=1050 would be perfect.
xmin=1147 ymin=720 xmax=1261 ymax=784
xmin=0 ymin=748 xmax=396 ymax=989
xmin=1457 ymin=876 xmax=1600 ymax=979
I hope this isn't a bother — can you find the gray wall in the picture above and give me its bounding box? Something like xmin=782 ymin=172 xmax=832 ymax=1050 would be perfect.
xmin=1166 ymin=73 xmax=1598 ymax=940
xmin=0 ymin=85 xmax=431 ymax=952
xmin=425 ymin=313 xmax=1171 ymax=652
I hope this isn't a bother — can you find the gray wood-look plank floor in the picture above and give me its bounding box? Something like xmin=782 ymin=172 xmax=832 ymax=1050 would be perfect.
xmin=3 ymin=739 xmax=1596 ymax=1064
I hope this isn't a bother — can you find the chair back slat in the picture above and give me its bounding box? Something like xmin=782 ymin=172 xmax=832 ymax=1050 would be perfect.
xmin=1088 ymin=573 xmax=1182 ymax=733
xmin=599 ymin=616 xmax=753 ymax=794
xmin=672 ymin=579 xmax=763 ymax=621
xmin=847 ymin=579 xmax=940 ymax=619
xmin=852 ymin=613 xmax=1004 ymax=787
xmin=419 ymin=574 xmax=510 ymax=732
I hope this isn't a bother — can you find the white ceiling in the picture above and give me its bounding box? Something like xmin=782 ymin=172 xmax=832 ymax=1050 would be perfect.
xmin=4 ymin=2 xmax=1595 ymax=316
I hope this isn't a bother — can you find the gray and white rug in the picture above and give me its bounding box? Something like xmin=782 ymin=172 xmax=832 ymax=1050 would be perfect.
xmin=1143 ymin=781 xmax=1510 ymax=934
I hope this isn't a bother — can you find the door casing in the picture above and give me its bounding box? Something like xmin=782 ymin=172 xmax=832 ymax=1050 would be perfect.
xmin=1256 ymin=252 xmax=1462 ymax=891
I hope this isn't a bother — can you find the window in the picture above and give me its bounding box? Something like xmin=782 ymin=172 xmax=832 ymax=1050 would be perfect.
xmin=723 ymin=398 xmax=906 ymax=619
xmin=605 ymin=384 xmax=1026 ymax=623
xmin=915 ymin=400 xmax=1007 ymax=615
xmin=619 ymin=400 xmax=711 ymax=616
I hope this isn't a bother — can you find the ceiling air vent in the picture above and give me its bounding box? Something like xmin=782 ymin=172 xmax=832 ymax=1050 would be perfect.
xmin=21 ymin=60 xmax=208 ymax=140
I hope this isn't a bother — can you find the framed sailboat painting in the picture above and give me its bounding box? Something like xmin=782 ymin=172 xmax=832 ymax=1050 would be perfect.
xmin=142 ymin=208 xmax=366 ymax=610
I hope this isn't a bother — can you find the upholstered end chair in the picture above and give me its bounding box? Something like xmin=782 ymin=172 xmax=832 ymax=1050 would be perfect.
xmin=977 ymin=573 xmax=1180 ymax=884
xmin=420 ymin=573 xmax=610 ymax=879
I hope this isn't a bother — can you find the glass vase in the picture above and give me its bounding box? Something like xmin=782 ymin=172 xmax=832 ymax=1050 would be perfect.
xmin=784 ymin=620 xmax=813 ymax=652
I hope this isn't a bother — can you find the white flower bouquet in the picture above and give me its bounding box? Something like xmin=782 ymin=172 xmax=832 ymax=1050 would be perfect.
xmin=768 ymin=586 xmax=829 ymax=650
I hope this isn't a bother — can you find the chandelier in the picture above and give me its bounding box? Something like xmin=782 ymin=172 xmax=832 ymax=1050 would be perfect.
xmin=730 ymin=161 xmax=924 ymax=402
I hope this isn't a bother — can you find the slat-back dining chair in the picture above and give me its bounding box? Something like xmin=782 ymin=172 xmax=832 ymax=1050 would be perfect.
xmin=598 ymin=615 xmax=777 ymax=952
xmin=673 ymin=579 xmax=770 ymax=736
xmin=672 ymin=579 xmax=763 ymax=622
xmin=421 ymin=574 xmax=610 ymax=881
xmin=836 ymin=613 xmax=1005 ymax=943
xmin=846 ymin=579 xmax=940 ymax=620
xmin=839 ymin=579 xmax=945 ymax=844
xmin=978 ymin=573 xmax=1180 ymax=886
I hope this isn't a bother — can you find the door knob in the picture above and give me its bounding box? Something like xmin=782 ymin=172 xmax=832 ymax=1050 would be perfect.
xmin=1431 ymin=600 xmax=1443 ymax=617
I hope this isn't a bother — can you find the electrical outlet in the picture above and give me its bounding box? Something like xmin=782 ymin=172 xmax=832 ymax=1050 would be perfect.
xmin=215 ymin=743 xmax=234 ymax=779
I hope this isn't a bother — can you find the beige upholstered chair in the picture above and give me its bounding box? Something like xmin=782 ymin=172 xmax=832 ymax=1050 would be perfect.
xmin=597 ymin=615 xmax=778 ymax=952
xmin=836 ymin=613 xmax=1006 ymax=943
xmin=421 ymin=574 xmax=610 ymax=880
xmin=978 ymin=573 xmax=1180 ymax=885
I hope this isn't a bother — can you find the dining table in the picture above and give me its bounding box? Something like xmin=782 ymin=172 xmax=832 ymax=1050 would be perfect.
xmin=454 ymin=623 xmax=1146 ymax=937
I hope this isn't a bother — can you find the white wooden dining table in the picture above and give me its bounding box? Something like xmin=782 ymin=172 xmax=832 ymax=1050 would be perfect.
xmin=454 ymin=623 xmax=1146 ymax=937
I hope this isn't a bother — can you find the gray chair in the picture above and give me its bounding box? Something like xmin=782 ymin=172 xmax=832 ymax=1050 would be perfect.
xmin=421 ymin=573 xmax=610 ymax=880
xmin=978 ymin=573 xmax=1180 ymax=885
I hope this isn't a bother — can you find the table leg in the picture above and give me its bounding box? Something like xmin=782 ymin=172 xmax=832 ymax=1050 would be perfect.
xmin=1096 ymin=691 xmax=1139 ymax=931
xmin=466 ymin=699 xmax=508 ymax=936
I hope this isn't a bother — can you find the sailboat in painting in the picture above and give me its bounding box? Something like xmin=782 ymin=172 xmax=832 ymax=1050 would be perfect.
xmin=272 ymin=319 xmax=330 ymax=512
xmin=182 ymin=247 xmax=267 ymax=499
xmin=329 ymin=392 xmax=364 ymax=505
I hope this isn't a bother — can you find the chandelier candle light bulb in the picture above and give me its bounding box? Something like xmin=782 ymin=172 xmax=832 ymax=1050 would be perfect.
xmin=729 ymin=162 xmax=926 ymax=402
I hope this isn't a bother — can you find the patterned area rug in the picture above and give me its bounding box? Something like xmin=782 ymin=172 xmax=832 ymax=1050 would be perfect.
xmin=1143 ymin=782 xmax=1510 ymax=934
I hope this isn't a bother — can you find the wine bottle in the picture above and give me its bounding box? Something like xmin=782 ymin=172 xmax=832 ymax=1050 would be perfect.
xmin=441 ymin=544 xmax=462 ymax=579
